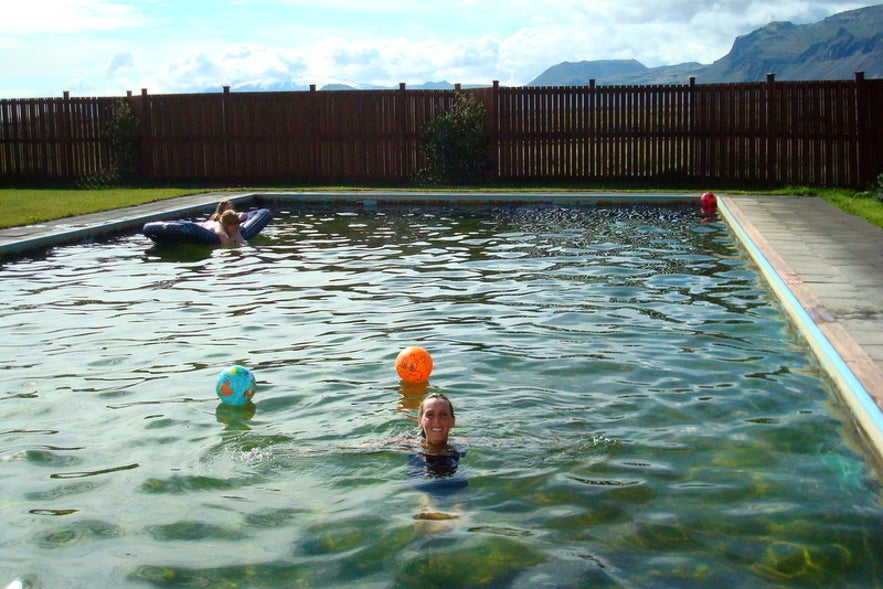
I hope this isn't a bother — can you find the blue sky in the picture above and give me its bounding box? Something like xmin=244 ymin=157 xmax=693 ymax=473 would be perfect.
xmin=1 ymin=0 xmax=878 ymax=98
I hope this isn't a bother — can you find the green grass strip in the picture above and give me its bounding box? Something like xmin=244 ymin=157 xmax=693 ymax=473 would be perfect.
xmin=823 ymin=193 xmax=883 ymax=228
xmin=0 ymin=188 xmax=204 ymax=229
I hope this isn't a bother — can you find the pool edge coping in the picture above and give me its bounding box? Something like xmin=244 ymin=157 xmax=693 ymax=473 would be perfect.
xmin=720 ymin=195 xmax=883 ymax=463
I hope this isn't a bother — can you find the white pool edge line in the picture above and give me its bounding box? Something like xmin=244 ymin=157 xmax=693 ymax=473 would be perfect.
xmin=719 ymin=196 xmax=883 ymax=460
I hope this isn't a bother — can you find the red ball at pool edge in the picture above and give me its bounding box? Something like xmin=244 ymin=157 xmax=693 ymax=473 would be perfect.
xmin=396 ymin=346 xmax=433 ymax=383
xmin=700 ymin=191 xmax=717 ymax=214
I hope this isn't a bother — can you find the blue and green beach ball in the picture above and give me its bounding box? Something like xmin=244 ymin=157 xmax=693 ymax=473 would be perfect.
xmin=215 ymin=365 xmax=256 ymax=406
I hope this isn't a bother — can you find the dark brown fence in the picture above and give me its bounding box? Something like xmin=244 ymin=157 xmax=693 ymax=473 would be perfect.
xmin=0 ymin=92 xmax=118 ymax=182
xmin=2 ymin=74 xmax=881 ymax=188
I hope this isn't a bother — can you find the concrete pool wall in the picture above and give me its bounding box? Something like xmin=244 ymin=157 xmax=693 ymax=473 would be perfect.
xmin=2 ymin=190 xmax=882 ymax=465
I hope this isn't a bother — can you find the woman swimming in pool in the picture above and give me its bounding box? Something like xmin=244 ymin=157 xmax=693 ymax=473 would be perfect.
xmin=407 ymin=393 xmax=466 ymax=488
xmin=417 ymin=393 xmax=456 ymax=452
xmin=408 ymin=393 xmax=467 ymax=529
xmin=203 ymin=210 xmax=246 ymax=245
xmin=208 ymin=200 xmax=247 ymax=222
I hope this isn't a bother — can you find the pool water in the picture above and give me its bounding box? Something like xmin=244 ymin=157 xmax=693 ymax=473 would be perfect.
xmin=1 ymin=201 xmax=882 ymax=588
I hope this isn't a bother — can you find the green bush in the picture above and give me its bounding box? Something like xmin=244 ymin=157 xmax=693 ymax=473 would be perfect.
xmin=76 ymin=99 xmax=140 ymax=188
xmin=418 ymin=92 xmax=492 ymax=185
xmin=74 ymin=168 xmax=125 ymax=190
xmin=108 ymin=99 xmax=140 ymax=182
xmin=853 ymin=172 xmax=883 ymax=202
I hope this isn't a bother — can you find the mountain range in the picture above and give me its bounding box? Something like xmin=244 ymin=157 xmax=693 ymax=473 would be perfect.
xmin=528 ymin=3 xmax=883 ymax=86
xmin=218 ymin=4 xmax=882 ymax=92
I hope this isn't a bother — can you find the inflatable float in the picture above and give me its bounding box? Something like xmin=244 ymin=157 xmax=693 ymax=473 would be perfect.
xmin=143 ymin=208 xmax=272 ymax=246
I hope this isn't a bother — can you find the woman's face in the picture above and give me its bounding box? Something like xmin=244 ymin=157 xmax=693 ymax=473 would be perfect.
xmin=418 ymin=396 xmax=455 ymax=447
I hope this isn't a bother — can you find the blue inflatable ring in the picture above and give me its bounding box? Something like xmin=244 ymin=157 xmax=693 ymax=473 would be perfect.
xmin=143 ymin=208 xmax=272 ymax=246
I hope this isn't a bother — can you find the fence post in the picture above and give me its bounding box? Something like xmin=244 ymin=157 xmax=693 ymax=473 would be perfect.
xmin=123 ymin=90 xmax=136 ymax=182
xmin=399 ymin=82 xmax=408 ymax=180
xmin=138 ymin=88 xmax=153 ymax=181
xmin=61 ymin=90 xmax=73 ymax=181
xmin=490 ymin=81 xmax=499 ymax=179
xmin=688 ymin=77 xmax=696 ymax=179
xmin=765 ymin=73 xmax=777 ymax=185
xmin=310 ymin=84 xmax=319 ymax=181
xmin=854 ymin=71 xmax=870 ymax=187
xmin=0 ymin=97 xmax=8 ymax=179
xmin=222 ymin=86 xmax=231 ymax=183
xmin=589 ymin=78 xmax=598 ymax=178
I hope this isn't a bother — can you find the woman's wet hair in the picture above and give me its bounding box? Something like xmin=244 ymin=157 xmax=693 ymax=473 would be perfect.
xmin=211 ymin=200 xmax=234 ymax=220
xmin=220 ymin=209 xmax=240 ymax=228
xmin=418 ymin=393 xmax=455 ymax=419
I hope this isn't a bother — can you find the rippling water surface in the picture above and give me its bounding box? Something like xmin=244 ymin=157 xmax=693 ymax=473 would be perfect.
xmin=1 ymin=201 xmax=882 ymax=588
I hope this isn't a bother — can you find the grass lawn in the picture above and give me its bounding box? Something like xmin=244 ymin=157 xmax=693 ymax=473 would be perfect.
xmin=0 ymin=186 xmax=881 ymax=230
xmin=0 ymin=188 xmax=211 ymax=229
xmin=822 ymin=192 xmax=883 ymax=228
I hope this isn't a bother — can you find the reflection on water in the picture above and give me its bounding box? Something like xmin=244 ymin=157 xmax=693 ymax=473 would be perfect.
xmin=1 ymin=201 xmax=882 ymax=588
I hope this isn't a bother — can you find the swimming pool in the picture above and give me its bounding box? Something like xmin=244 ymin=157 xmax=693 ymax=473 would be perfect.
xmin=1 ymin=199 xmax=882 ymax=587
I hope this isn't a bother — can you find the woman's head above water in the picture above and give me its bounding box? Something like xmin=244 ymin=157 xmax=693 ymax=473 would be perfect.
xmin=418 ymin=393 xmax=456 ymax=450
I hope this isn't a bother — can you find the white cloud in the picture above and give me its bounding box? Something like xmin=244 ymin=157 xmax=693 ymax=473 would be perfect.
xmin=143 ymin=44 xmax=309 ymax=93
xmin=138 ymin=0 xmax=879 ymax=93
xmin=1 ymin=0 xmax=143 ymax=34
xmin=293 ymin=36 xmax=501 ymax=86
xmin=0 ymin=0 xmax=878 ymax=97
xmin=106 ymin=52 xmax=134 ymax=76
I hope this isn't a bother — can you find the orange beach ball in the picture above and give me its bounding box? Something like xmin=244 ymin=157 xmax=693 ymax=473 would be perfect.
xmin=395 ymin=346 xmax=433 ymax=383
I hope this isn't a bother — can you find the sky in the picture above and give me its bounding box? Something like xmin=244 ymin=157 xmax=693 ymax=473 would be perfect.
xmin=1 ymin=0 xmax=879 ymax=98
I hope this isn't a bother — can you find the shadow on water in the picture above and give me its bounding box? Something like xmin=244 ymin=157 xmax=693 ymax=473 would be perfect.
xmin=143 ymin=243 xmax=215 ymax=263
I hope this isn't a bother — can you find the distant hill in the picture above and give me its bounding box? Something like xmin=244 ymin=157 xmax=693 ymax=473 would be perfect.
xmin=206 ymin=80 xmax=464 ymax=93
xmin=527 ymin=4 xmax=883 ymax=86
xmin=528 ymin=60 xmax=707 ymax=86
xmin=319 ymin=81 xmax=483 ymax=91
xmin=528 ymin=59 xmax=647 ymax=86
xmin=700 ymin=4 xmax=883 ymax=82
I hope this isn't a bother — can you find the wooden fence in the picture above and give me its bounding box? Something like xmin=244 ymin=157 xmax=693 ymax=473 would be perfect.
xmin=2 ymin=74 xmax=881 ymax=188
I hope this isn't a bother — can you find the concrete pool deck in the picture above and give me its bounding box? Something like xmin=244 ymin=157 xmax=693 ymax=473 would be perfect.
xmin=2 ymin=191 xmax=882 ymax=446
xmin=720 ymin=195 xmax=883 ymax=456
xmin=721 ymin=196 xmax=883 ymax=402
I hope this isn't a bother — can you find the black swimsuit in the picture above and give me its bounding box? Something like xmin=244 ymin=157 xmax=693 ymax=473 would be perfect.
xmin=408 ymin=448 xmax=467 ymax=495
